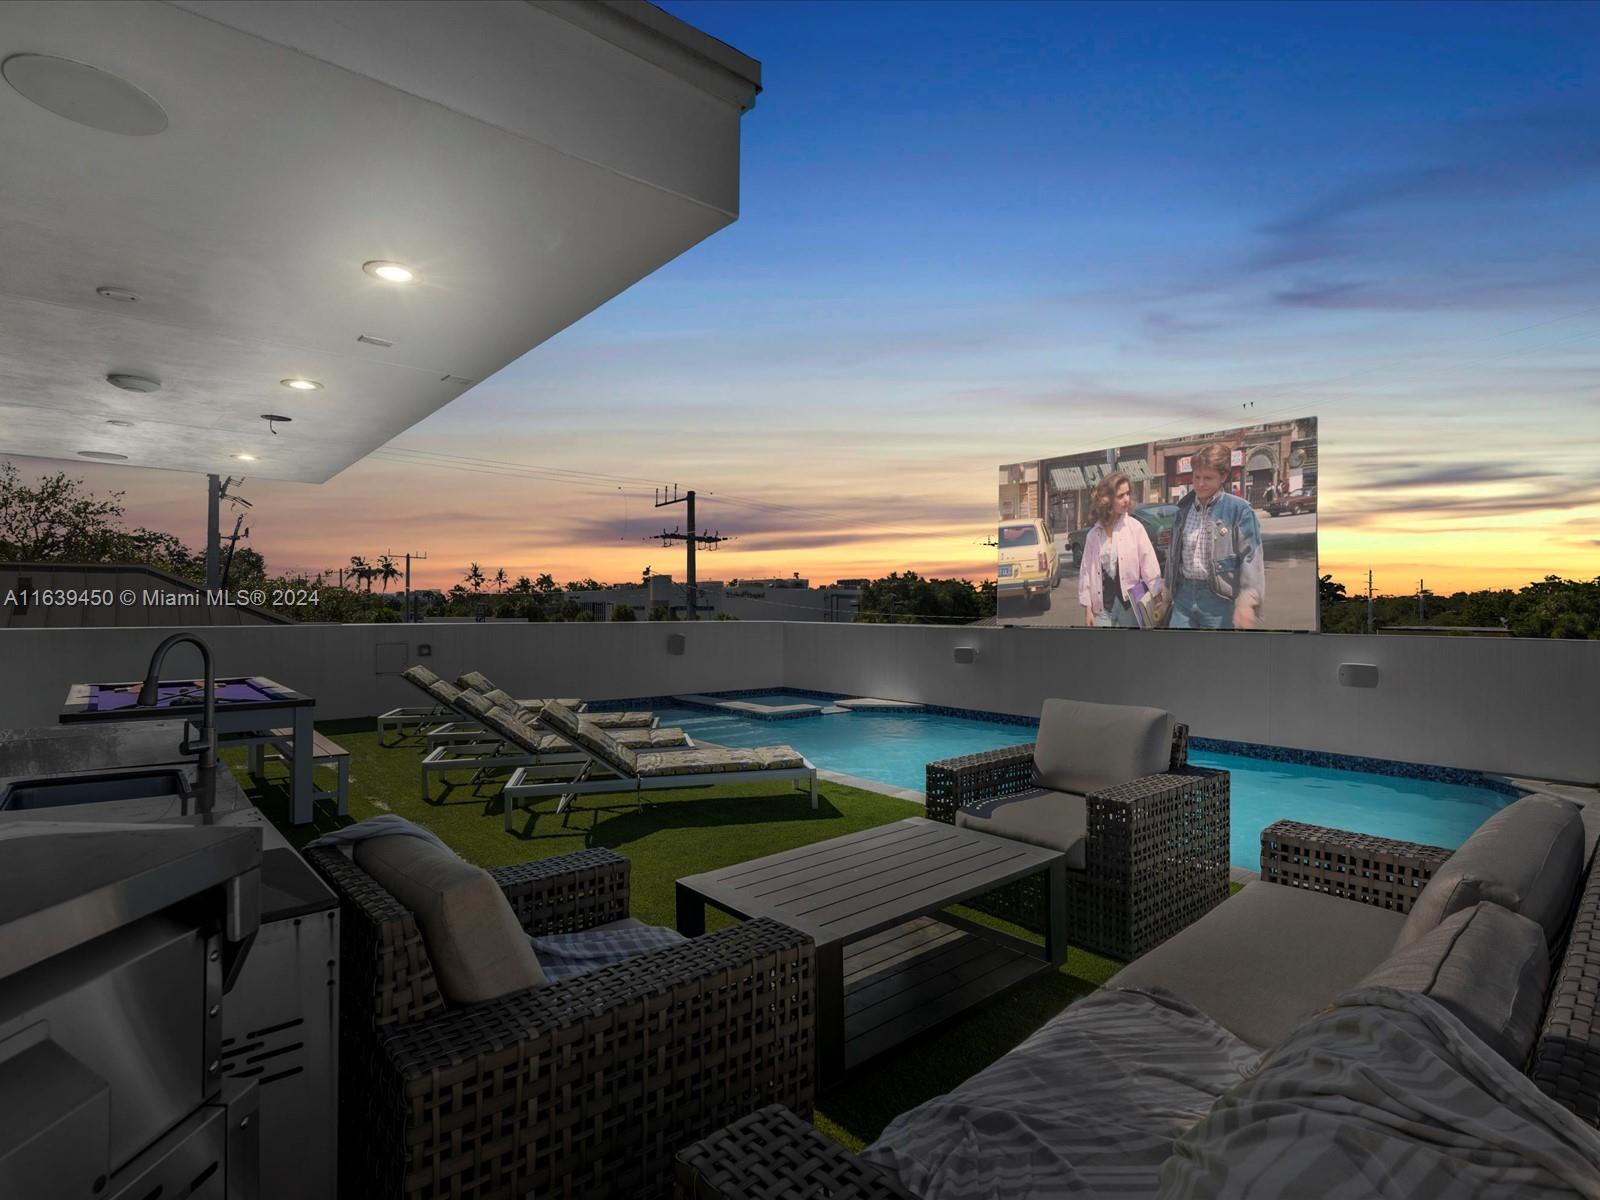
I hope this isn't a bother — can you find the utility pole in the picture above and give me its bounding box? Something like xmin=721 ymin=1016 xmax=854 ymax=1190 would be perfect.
xmin=653 ymin=486 xmax=727 ymax=620
xmin=1418 ymin=578 xmax=1426 ymax=622
xmin=219 ymin=512 xmax=249 ymax=588
xmin=401 ymin=550 xmax=428 ymax=621
xmin=208 ymin=476 xmax=251 ymax=589
xmin=1366 ymin=570 xmax=1374 ymax=635
xmin=206 ymin=474 xmax=222 ymax=588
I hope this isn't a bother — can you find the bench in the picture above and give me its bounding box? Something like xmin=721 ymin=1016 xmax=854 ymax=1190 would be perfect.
xmin=246 ymin=727 xmax=350 ymax=815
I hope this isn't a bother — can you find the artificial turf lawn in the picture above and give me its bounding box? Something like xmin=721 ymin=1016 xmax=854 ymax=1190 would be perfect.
xmin=228 ymin=718 xmax=1237 ymax=1151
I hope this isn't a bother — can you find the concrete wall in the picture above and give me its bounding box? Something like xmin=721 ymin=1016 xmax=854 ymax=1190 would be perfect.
xmin=0 ymin=620 xmax=783 ymax=731
xmin=3 ymin=619 xmax=1595 ymax=784
xmin=780 ymin=623 xmax=1600 ymax=785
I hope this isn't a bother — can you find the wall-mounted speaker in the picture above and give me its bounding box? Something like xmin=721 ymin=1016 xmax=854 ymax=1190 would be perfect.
xmin=1338 ymin=663 xmax=1379 ymax=688
xmin=953 ymin=646 xmax=978 ymax=664
xmin=666 ymin=634 xmax=686 ymax=656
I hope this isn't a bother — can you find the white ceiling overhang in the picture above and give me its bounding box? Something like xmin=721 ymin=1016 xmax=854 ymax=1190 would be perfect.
xmin=0 ymin=0 xmax=760 ymax=482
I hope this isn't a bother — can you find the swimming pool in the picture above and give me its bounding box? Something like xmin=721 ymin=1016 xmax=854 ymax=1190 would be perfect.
xmin=644 ymin=692 xmax=1513 ymax=870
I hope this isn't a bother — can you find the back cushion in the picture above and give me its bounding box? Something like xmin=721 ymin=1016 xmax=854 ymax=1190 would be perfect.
xmin=456 ymin=670 xmax=496 ymax=693
xmin=453 ymin=690 xmax=494 ymax=720
xmin=1033 ymin=699 xmax=1173 ymax=796
xmin=1398 ymin=794 xmax=1584 ymax=950
xmin=530 ymin=700 xmax=636 ymax=772
xmin=402 ymin=664 xmax=442 ymax=689
xmin=354 ymin=835 xmax=546 ymax=1003
xmin=1360 ymin=902 xmax=1549 ymax=1065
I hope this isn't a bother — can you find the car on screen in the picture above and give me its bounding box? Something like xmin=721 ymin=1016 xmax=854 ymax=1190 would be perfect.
xmin=997 ymin=518 xmax=1057 ymax=608
xmin=1265 ymin=489 xmax=1317 ymax=517
xmin=1066 ymin=504 xmax=1177 ymax=571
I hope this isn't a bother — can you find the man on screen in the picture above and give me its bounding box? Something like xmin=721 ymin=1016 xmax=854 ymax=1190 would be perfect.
xmin=1164 ymin=443 xmax=1265 ymax=629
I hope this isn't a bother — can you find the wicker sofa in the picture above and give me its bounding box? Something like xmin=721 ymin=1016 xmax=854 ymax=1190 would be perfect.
xmin=305 ymin=844 xmax=815 ymax=1199
xmin=674 ymin=792 xmax=1600 ymax=1198
xmin=924 ymin=699 xmax=1230 ymax=960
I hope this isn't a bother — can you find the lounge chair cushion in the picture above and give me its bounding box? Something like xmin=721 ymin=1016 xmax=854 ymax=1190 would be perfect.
xmin=402 ymin=664 xmax=444 ymax=690
xmin=457 ymin=671 xmax=496 ymax=693
xmin=631 ymin=746 xmax=805 ymax=778
xmin=1359 ymin=902 xmax=1549 ymax=1065
xmin=354 ymin=834 xmax=546 ymax=1003
xmin=955 ymin=788 xmax=1087 ymax=870
xmin=614 ymin=727 xmax=689 ymax=748
xmin=1398 ymin=793 xmax=1585 ymax=951
xmin=1032 ymin=699 xmax=1173 ymax=796
xmin=537 ymin=702 xmax=638 ymax=774
xmin=1109 ymin=882 xmax=1406 ymax=1050
xmin=452 ymin=690 xmax=496 ymax=721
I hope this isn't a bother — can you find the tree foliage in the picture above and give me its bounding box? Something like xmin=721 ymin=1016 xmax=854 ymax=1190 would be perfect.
xmin=854 ymin=571 xmax=996 ymax=624
xmin=1319 ymin=575 xmax=1600 ymax=639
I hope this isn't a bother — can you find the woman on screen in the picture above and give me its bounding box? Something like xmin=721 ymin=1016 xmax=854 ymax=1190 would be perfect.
xmin=1164 ymin=443 xmax=1265 ymax=629
xmin=1079 ymin=471 xmax=1162 ymax=627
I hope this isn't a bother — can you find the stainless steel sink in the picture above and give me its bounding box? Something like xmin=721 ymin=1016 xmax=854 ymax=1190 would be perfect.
xmin=0 ymin=768 xmax=190 ymax=811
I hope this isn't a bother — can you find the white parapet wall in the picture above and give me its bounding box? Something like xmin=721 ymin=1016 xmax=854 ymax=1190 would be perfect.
xmin=0 ymin=620 xmax=785 ymax=731
xmin=2 ymin=620 xmax=1595 ymax=784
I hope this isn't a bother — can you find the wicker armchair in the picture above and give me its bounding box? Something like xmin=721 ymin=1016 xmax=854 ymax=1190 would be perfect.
xmin=306 ymin=845 xmax=816 ymax=1200
xmin=924 ymin=721 xmax=1229 ymax=961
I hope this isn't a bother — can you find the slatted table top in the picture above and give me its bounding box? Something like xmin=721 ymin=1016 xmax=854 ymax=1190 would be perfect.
xmin=677 ymin=817 xmax=1064 ymax=947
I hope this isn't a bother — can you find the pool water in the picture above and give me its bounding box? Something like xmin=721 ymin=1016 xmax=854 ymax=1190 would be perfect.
xmin=651 ymin=693 xmax=1512 ymax=869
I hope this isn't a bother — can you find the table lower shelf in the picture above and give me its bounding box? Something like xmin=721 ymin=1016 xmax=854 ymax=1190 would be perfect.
xmin=841 ymin=913 xmax=1048 ymax=1071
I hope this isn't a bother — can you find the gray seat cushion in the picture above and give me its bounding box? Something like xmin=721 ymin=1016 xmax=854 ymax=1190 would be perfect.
xmin=354 ymin=834 xmax=546 ymax=1004
xmin=1359 ymin=902 xmax=1549 ymax=1066
xmin=1110 ymin=882 xmax=1405 ymax=1050
xmin=1033 ymin=699 xmax=1172 ymax=795
xmin=955 ymin=788 xmax=1088 ymax=870
xmin=1398 ymin=793 xmax=1585 ymax=951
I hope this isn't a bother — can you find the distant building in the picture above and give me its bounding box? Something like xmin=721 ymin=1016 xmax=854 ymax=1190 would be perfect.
xmin=566 ymin=574 xmax=861 ymax=621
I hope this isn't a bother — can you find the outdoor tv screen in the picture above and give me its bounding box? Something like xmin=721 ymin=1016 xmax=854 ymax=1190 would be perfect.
xmin=997 ymin=416 xmax=1318 ymax=631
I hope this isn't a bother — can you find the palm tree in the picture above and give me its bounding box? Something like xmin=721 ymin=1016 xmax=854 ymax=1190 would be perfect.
xmin=493 ymin=567 xmax=509 ymax=594
xmin=348 ymin=555 xmax=372 ymax=592
xmin=376 ymin=554 xmax=401 ymax=593
xmin=464 ymin=562 xmax=486 ymax=594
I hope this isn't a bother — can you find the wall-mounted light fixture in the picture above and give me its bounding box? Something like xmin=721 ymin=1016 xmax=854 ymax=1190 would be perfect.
xmin=1337 ymin=663 xmax=1380 ymax=688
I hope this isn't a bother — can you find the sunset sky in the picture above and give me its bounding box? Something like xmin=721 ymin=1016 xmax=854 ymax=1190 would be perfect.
xmin=9 ymin=1 xmax=1599 ymax=595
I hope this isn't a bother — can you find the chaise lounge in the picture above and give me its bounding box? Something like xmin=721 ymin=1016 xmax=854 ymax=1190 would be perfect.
xmin=465 ymin=697 xmax=819 ymax=828
xmin=675 ymin=791 xmax=1600 ymax=1198
xmin=395 ymin=666 xmax=691 ymax=800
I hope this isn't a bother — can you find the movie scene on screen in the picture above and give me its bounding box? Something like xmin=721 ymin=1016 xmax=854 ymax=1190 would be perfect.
xmin=997 ymin=416 xmax=1318 ymax=631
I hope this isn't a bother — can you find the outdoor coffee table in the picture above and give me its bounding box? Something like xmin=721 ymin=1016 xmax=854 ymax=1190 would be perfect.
xmin=676 ymin=816 xmax=1067 ymax=1084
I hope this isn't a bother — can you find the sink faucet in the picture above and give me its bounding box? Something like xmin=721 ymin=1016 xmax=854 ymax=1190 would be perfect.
xmin=138 ymin=632 xmax=217 ymax=813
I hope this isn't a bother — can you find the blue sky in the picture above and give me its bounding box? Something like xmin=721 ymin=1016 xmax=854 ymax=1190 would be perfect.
xmin=83 ymin=1 xmax=1600 ymax=589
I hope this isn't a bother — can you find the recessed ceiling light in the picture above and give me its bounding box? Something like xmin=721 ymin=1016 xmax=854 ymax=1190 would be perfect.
xmin=232 ymin=453 xmax=258 ymax=462
xmin=363 ymin=260 xmax=416 ymax=284
xmin=77 ymin=450 xmax=128 ymax=461
xmin=280 ymin=378 xmax=322 ymax=391
xmin=106 ymin=373 xmax=160 ymax=393
xmin=3 ymin=54 xmax=168 ymax=136
xmin=96 ymin=286 xmax=140 ymax=303
xmin=105 ymin=419 xmax=134 ymax=427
